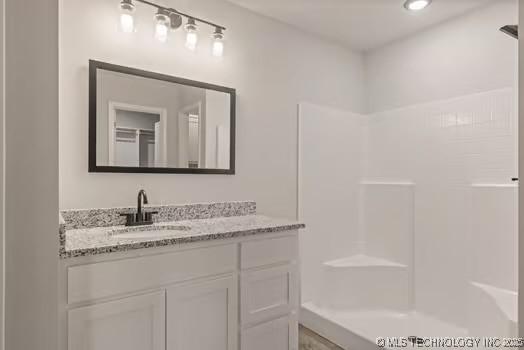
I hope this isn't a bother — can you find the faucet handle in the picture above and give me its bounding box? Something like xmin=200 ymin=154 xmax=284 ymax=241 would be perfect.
xmin=119 ymin=213 xmax=135 ymax=226
xmin=144 ymin=211 xmax=159 ymax=223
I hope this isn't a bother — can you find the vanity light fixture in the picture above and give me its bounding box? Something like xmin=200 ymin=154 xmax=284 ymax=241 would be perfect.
xmin=404 ymin=0 xmax=432 ymax=11
xmin=119 ymin=0 xmax=136 ymax=33
xmin=185 ymin=18 xmax=198 ymax=50
xmin=154 ymin=8 xmax=170 ymax=42
xmin=211 ymin=27 xmax=224 ymax=57
xmin=118 ymin=0 xmax=227 ymax=56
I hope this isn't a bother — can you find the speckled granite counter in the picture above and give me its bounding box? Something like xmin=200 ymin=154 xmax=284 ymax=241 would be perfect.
xmin=60 ymin=201 xmax=304 ymax=259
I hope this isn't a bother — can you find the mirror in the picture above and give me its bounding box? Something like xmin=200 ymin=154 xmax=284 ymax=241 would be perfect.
xmin=89 ymin=60 xmax=235 ymax=174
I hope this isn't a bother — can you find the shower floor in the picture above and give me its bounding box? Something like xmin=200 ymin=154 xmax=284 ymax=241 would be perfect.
xmin=301 ymin=302 xmax=468 ymax=350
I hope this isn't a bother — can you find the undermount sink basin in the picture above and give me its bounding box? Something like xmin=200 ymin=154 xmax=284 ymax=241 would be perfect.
xmin=110 ymin=225 xmax=192 ymax=240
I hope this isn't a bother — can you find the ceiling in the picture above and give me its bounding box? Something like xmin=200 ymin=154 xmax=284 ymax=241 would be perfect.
xmin=226 ymin=0 xmax=495 ymax=52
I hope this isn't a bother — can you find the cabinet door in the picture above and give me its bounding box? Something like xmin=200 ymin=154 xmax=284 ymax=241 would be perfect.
xmin=241 ymin=314 xmax=298 ymax=350
xmin=167 ymin=275 xmax=238 ymax=350
xmin=68 ymin=291 xmax=165 ymax=350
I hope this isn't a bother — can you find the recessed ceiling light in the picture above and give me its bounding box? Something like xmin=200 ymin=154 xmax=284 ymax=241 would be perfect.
xmin=404 ymin=0 xmax=432 ymax=11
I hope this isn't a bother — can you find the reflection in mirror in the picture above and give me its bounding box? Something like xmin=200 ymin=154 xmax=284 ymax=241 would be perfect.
xmin=90 ymin=60 xmax=235 ymax=174
xmin=111 ymin=106 xmax=163 ymax=167
xmin=178 ymin=103 xmax=202 ymax=169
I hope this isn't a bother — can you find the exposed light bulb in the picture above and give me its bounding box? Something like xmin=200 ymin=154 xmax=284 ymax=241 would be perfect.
xmin=119 ymin=0 xmax=135 ymax=33
xmin=155 ymin=9 xmax=170 ymax=42
xmin=155 ymin=22 xmax=169 ymax=42
xmin=185 ymin=18 xmax=198 ymax=50
xmin=212 ymin=40 xmax=224 ymax=57
xmin=404 ymin=0 xmax=431 ymax=11
xmin=120 ymin=13 xmax=134 ymax=33
xmin=211 ymin=28 xmax=224 ymax=57
xmin=186 ymin=31 xmax=198 ymax=50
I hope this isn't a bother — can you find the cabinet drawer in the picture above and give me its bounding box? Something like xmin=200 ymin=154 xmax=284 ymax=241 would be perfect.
xmin=241 ymin=314 xmax=298 ymax=350
xmin=240 ymin=234 xmax=298 ymax=269
xmin=241 ymin=264 xmax=298 ymax=326
xmin=68 ymin=244 xmax=236 ymax=304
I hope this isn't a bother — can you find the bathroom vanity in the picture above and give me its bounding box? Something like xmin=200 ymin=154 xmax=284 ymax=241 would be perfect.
xmin=58 ymin=201 xmax=304 ymax=350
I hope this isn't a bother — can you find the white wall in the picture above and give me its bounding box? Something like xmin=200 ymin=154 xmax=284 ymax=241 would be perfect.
xmin=0 ymin=0 xmax=4 ymax=347
xmin=365 ymin=0 xmax=518 ymax=114
xmin=59 ymin=0 xmax=365 ymax=216
xmin=519 ymin=0 xmax=524 ymax=339
xmin=5 ymin=0 xmax=59 ymax=349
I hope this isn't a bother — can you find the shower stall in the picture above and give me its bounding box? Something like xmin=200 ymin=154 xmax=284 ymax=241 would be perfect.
xmin=297 ymin=87 xmax=518 ymax=349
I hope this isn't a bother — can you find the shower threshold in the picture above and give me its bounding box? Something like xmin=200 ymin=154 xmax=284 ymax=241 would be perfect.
xmin=301 ymin=302 xmax=468 ymax=350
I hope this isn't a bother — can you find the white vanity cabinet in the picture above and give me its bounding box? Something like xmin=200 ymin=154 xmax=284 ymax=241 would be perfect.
xmin=60 ymin=231 xmax=299 ymax=350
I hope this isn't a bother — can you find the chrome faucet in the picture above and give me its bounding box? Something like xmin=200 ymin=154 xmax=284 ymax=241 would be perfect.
xmin=120 ymin=189 xmax=158 ymax=226
xmin=137 ymin=189 xmax=148 ymax=218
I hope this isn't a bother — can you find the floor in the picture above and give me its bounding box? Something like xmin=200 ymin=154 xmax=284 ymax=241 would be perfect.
xmin=299 ymin=325 xmax=345 ymax=350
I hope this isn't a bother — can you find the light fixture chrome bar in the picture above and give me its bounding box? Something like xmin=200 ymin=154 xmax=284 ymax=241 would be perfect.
xmin=134 ymin=0 xmax=226 ymax=31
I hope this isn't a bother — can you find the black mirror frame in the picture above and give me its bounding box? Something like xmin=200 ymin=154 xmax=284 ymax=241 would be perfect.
xmin=88 ymin=60 xmax=236 ymax=174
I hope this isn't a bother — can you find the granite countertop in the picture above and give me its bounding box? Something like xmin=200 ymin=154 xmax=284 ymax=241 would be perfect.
xmin=61 ymin=214 xmax=305 ymax=259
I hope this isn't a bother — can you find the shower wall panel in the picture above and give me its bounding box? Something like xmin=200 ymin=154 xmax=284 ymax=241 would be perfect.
xmin=298 ymin=102 xmax=364 ymax=304
xmin=364 ymin=88 xmax=517 ymax=326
